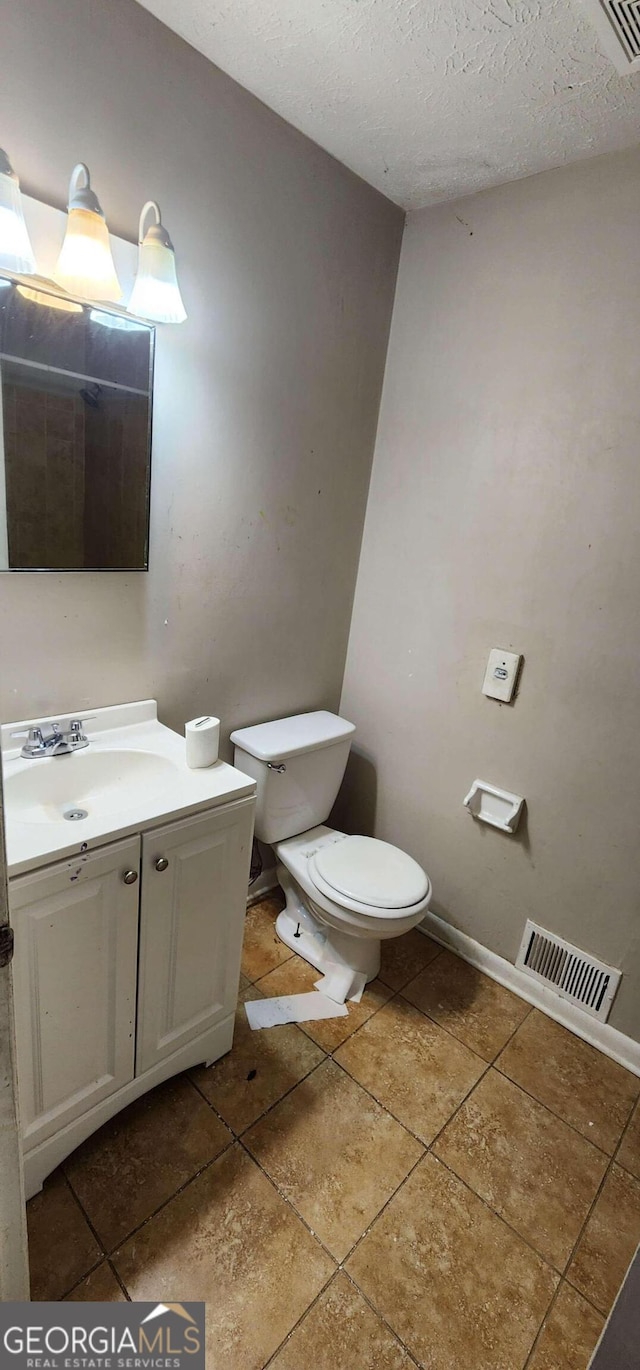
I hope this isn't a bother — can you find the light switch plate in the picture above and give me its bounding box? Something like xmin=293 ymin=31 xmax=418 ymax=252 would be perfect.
xmin=482 ymin=648 xmax=522 ymax=703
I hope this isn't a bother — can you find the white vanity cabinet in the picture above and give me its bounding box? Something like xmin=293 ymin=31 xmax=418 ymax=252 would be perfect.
xmin=11 ymin=835 xmax=141 ymax=1153
xmin=10 ymin=794 xmax=255 ymax=1198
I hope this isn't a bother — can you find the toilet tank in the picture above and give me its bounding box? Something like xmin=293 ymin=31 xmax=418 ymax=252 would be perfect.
xmin=230 ymin=711 xmax=356 ymax=845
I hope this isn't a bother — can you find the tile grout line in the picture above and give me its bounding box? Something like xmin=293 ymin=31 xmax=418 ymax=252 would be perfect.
xmin=122 ymin=1001 xmax=633 ymax=1352
xmin=184 ymin=1069 xmax=239 ymax=1129
xmin=65 ymin=1136 xmax=236 ymax=1269
xmin=561 ymin=1157 xmax=632 ymax=1317
xmin=55 ymin=1172 xmax=109 ymax=1300
xmin=610 ymin=1094 xmax=640 ymax=1173
xmin=260 ymin=1270 xmax=342 ymax=1369
xmin=232 ymin=1050 xmax=330 ymax=1141
xmin=63 ymin=1257 xmax=131 ymax=1304
xmin=334 ymin=1145 xmax=428 ymax=1268
xmin=339 ymin=1268 xmax=423 ymax=1369
xmin=330 ymin=1041 xmax=483 ymax=1155
xmin=425 ymin=1000 xmax=530 ymax=1150
xmin=245 ymin=905 xmax=640 ymax=1129
xmin=40 ymin=903 xmax=623 ymax=1329
xmin=551 ymin=1081 xmax=640 ymax=1318
xmin=236 ymin=1136 xmax=341 ymax=1268
xmin=432 ymin=1149 xmax=564 ymax=1278
xmin=57 ymin=1253 xmax=106 ymax=1303
xmin=521 ymin=1278 xmax=572 ymax=1370
xmin=534 ymin=1110 xmax=636 ymax=1328
xmin=556 ymin=1079 xmax=640 ymax=1293
xmin=257 ymin=976 xmax=395 ymax=1052
xmin=259 ymin=1262 xmax=423 ymax=1370
xmin=491 ymin=1058 xmax=633 ymax=1160
xmin=108 ymin=1260 xmax=132 ymax=1302
xmin=242 ymin=1116 xmax=428 ymax=1270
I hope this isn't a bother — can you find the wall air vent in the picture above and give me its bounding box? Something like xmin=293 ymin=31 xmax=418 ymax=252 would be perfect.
xmin=582 ymin=0 xmax=640 ymax=72
xmin=516 ymin=920 xmax=621 ymax=1022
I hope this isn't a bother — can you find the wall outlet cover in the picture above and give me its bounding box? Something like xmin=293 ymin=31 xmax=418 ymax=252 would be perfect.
xmin=482 ymin=648 xmax=522 ymax=703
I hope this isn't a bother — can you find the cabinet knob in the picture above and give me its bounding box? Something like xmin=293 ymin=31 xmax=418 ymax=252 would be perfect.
xmin=123 ymin=870 xmax=138 ymax=885
xmin=155 ymin=857 xmax=169 ymax=872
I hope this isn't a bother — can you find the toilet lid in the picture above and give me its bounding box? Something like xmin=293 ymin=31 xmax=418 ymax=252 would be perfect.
xmin=310 ymin=836 xmax=429 ymax=910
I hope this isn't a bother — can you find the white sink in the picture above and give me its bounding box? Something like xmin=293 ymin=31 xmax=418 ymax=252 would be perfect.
xmin=5 ymin=748 xmax=180 ymax=826
xmin=1 ymin=700 xmax=256 ymax=876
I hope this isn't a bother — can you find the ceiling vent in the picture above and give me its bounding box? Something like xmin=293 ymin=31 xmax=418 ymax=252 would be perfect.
xmin=516 ymin=920 xmax=621 ymax=1022
xmin=582 ymin=0 xmax=640 ymax=72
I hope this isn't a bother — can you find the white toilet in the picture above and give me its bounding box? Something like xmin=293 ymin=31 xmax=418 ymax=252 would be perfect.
xmin=230 ymin=711 xmax=432 ymax=1000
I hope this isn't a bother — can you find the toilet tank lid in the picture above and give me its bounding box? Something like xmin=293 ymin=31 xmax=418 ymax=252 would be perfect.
xmin=230 ymin=711 xmax=355 ymax=762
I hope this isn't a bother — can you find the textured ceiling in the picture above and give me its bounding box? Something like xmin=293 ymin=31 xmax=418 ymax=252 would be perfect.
xmin=135 ymin=0 xmax=640 ymax=208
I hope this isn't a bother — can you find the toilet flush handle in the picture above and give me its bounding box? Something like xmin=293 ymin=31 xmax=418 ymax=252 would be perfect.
xmin=267 ymin=762 xmax=286 ymax=774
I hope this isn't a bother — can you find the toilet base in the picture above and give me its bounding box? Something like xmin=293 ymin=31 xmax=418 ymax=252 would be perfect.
xmin=276 ymin=863 xmax=381 ymax=999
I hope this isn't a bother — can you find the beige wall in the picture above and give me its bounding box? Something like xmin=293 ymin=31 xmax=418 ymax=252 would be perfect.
xmin=340 ymin=147 xmax=640 ymax=1041
xmin=0 ymin=0 xmax=402 ymax=742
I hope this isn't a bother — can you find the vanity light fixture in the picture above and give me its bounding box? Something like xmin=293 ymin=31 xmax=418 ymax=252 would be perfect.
xmin=128 ymin=200 xmax=187 ymax=324
xmin=53 ymin=163 xmax=122 ymax=303
xmin=0 ymin=148 xmax=36 ymax=276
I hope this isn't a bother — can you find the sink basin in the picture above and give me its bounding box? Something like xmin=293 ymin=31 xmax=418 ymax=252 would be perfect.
xmin=1 ymin=699 xmax=256 ymax=876
xmin=5 ymin=748 xmax=180 ymax=826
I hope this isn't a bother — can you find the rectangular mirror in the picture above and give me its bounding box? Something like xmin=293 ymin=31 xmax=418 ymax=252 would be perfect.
xmin=0 ymin=275 xmax=154 ymax=571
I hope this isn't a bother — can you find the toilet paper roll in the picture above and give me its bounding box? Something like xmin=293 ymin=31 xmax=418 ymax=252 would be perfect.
xmin=185 ymin=716 xmax=220 ymax=769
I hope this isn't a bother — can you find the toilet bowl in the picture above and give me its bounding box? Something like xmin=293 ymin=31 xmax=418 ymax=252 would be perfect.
xmin=275 ymin=826 xmax=431 ymax=992
xmin=230 ymin=711 xmax=432 ymax=1001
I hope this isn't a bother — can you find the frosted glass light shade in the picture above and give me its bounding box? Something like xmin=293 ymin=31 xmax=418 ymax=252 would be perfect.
xmin=129 ymin=201 xmax=186 ymax=324
xmin=0 ymin=148 xmax=36 ymax=275
xmin=53 ymin=164 xmax=122 ymax=303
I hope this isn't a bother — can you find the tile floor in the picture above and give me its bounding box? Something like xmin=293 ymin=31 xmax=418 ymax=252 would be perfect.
xmin=27 ymin=892 xmax=640 ymax=1370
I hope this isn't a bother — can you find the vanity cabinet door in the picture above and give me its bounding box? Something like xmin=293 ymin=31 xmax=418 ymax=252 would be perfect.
xmin=11 ymin=836 xmax=140 ymax=1152
xmin=136 ymin=798 xmax=254 ymax=1074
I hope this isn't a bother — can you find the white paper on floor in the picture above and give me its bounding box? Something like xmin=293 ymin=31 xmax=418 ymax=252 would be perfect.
xmin=245 ymin=991 xmax=349 ymax=1030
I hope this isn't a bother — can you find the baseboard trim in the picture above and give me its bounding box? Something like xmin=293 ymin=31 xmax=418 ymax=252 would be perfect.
xmin=419 ymin=909 xmax=640 ymax=1079
xmin=246 ymin=867 xmax=279 ymax=906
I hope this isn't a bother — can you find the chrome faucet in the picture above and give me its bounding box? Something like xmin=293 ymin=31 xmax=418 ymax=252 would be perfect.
xmin=11 ymin=718 xmax=94 ymax=759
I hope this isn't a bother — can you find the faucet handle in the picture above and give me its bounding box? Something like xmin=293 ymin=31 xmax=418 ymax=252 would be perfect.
xmin=10 ymin=727 xmax=43 ymax=743
xmin=69 ymin=716 xmax=95 ymax=734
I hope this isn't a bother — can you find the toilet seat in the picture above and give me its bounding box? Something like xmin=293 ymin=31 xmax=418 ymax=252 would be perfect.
xmin=308 ymin=834 xmax=430 ymax=919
